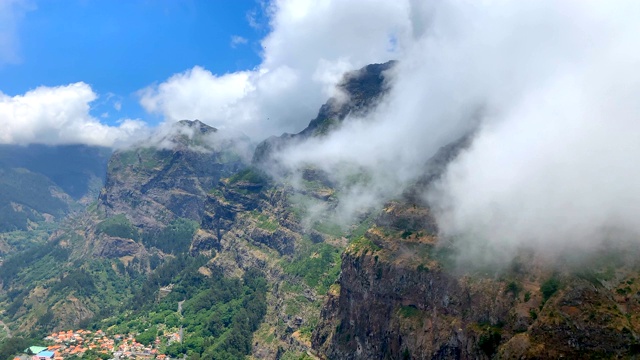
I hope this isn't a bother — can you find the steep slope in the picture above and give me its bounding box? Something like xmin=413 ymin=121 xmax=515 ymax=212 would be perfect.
xmin=0 ymin=144 xmax=111 ymax=200
xmin=305 ymin=94 xmax=640 ymax=359
xmin=4 ymin=60 xmax=639 ymax=360
xmin=0 ymin=144 xmax=110 ymax=232
xmin=75 ymin=64 xmax=398 ymax=358
xmin=253 ymin=60 xmax=396 ymax=164
xmin=312 ymin=203 xmax=640 ymax=359
xmin=99 ymin=120 xmax=247 ymax=231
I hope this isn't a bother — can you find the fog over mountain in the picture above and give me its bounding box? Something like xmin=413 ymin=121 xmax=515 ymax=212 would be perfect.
xmin=270 ymin=0 xmax=640 ymax=262
xmin=3 ymin=0 xmax=640 ymax=263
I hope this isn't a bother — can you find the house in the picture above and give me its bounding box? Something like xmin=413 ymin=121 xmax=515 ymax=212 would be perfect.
xmin=33 ymin=350 xmax=54 ymax=359
xmin=24 ymin=347 xmax=47 ymax=355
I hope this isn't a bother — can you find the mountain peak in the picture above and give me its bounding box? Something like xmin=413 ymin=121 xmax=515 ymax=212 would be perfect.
xmin=176 ymin=119 xmax=218 ymax=135
xmin=253 ymin=60 xmax=396 ymax=165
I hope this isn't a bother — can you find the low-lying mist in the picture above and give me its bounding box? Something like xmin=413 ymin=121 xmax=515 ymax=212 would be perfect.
xmin=118 ymin=120 xmax=255 ymax=164
xmin=271 ymin=1 xmax=640 ymax=264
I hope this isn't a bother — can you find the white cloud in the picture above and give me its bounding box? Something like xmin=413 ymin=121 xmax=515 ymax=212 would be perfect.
xmin=0 ymin=0 xmax=636 ymax=263
xmin=0 ymin=0 xmax=35 ymax=66
xmin=230 ymin=35 xmax=248 ymax=48
xmin=265 ymin=0 xmax=640 ymax=262
xmin=139 ymin=0 xmax=409 ymax=138
xmin=138 ymin=66 xmax=256 ymax=129
xmin=114 ymin=101 xmax=121 ymax=111
xmin=0 ymin=82 xmax=149 ymax=147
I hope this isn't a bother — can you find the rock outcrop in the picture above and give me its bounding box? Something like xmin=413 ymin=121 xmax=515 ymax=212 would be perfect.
xmin=253 ymin=61 xmax=396 ymax=165
xmin=99 ymin=120 xmax=247 ymax=230
xmin=312 ymin=201 xmax=640 ymax=359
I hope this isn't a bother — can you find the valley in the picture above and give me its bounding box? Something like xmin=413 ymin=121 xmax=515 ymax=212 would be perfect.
xmin=0 ymin=62 xmax=639 ymax=360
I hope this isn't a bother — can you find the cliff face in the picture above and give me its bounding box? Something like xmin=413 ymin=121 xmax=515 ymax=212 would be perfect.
xmin=196 ymin=169 xmax=301 ymax=257
xmin=6 ymin=60 xmax=640 ymax=359
xmin=98 ymin=120 xmax=247 ymax=230
xmin=0 ymin=144 xmax=110 ymax=233
xmin=312 ymin=201 xmax=640 ymax=359
xmin=253 ymin=61 xmax=396 ymax=164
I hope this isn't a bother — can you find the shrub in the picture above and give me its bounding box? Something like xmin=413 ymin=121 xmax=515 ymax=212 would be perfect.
xmin=96 ymin=214 xmax=139 ymax=240
xmin=142 ymin=218 xmax=198 ymax=254
xmin=541 ymin=277 xmax=561 ymax=302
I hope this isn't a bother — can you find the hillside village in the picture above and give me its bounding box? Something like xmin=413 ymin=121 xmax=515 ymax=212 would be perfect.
xmin=15 ymin=328 xmax=181 ymax=360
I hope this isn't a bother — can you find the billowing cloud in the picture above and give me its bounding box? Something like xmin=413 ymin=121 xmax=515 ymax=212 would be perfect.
xmin=4 ymin=0 xmax=639 ymax=266
xmin=139 ymin=0 xmax=410 ymax=138
xmin=0 ymin=83 xmax=149 ymax=147
xmin=0 ymin=0 xmax=35 ymax=65
xmin=267 ymin=0 xmax=640 ymax=262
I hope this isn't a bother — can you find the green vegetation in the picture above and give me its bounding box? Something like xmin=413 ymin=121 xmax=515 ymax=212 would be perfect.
xmin=136 ymin=325 xmax=158 ymax=345
xmin=96 ymin=214 xmax=139 ymax=240
xmin=398 ymin=305 xmax=421 ymax=319
xmin=0 ymin=241 xmax=70 ymax=287
xmin=142 ymin=218 xmax=199 ymax=254
xmin=505 ymin=281 xmax=521 ymax=297
xmin=111 ymin=150 xmax=137 ymax=168
xmin=478 ymin=327 xmax=502 ymax=357
xmin=279 ymin=351 xmax=316 ymax=360
xmin=0 ymin=167 xmax=69 ymax=231
xmin=138 ymin=148 xmax=168 ymax=169
xmin=0 ymin=337 xmax=30 ymax=360
xmin=128 ymin=254 xmax=208 ymax=311
xmin=109 ymin=148 xmax=170 ymax=173
xmin=541 ymin=276 xmax=561 ymax=302
xmin=0 ymin=237 xmax=142 ymax=340
xmin=286 ymin=193 xmax=323 ymax=222
xmin=348 ymin=215 xmax=374 ymax=240
xmin=51 ymin=269 xmax=96 ymax=297
xmin=430 ymin=244 xmax=457 ymax=270
xmin=105 ymin=255 xmax=267 ymax=360
xmin=349 ymin=236 xmax=381 ymax=254
xmin=283 ymin=242 xmax=342 ymax=293
xmin=312 ymin=220 xmax=344 ymax=238
xmin=253 ymin=212 xmax=279 ymax=232
xmin=0 ymin=224 xmax=56 ymax=255
xmin=228 ymin=167 xmax=268 ymax=185
xmin=400 ymin=229 xmax=413 ymax=239
xmin=402 ymin=348 xmax=411 ymax=360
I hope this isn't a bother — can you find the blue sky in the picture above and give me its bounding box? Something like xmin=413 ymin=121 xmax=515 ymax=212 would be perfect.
xmin=1 ymin=0 xmax=266 ymax=125
xmin=0 ymin=0 xmax=403 ymax=146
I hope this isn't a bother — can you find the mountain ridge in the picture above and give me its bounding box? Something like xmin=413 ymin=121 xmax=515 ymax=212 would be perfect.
xmin=1 ymin=61 xmax=640 ymax=360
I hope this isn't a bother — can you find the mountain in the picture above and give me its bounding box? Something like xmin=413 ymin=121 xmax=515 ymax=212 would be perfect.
xmin=1 ymin=62 xmax=640 ymax=360
xmin=0 ymin=144 xmax=111 ymax=199
xmin=0 ymin=144 xmax=110 ymax=232
xmin=253 ymin=60 xmax=396 ymax=164
xmin=99 ymin=119 xmax=248 ymax=231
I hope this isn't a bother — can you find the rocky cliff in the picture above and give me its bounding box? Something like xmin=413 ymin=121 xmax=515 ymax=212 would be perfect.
xmin=3 ymin=60 xmax=640 ymax=360
xmin=311 ymin=201 xmax=640 ymax=359
xmin=99 ymin=120 xmax=247 ymax=230
xmin=253 ymin=60 xmax=396 ymax=165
